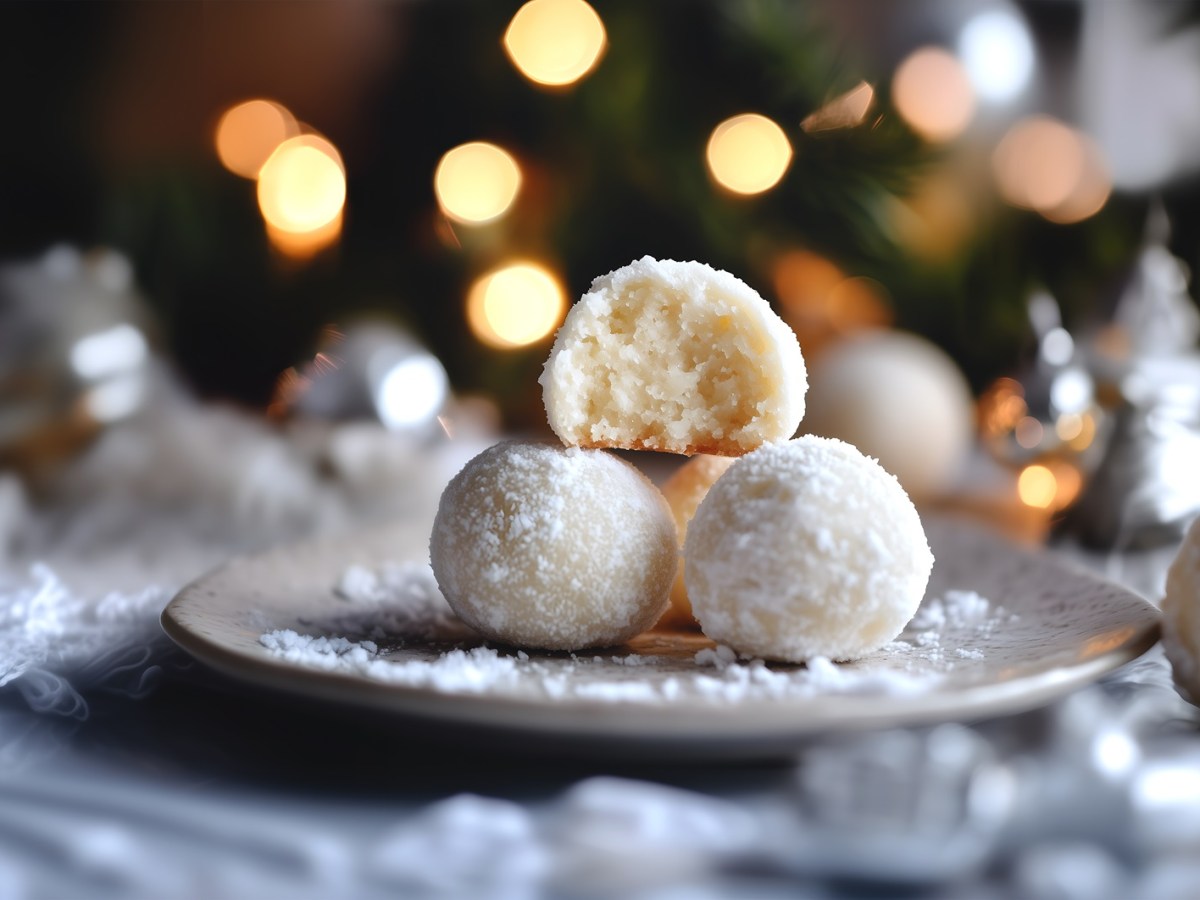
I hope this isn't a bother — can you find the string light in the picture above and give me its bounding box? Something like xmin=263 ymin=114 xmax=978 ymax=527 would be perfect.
xmin=258 ymin=134 xmax=347 ymax=250
xmin=1017 ymin=460 xmax=1084 ymax=511
xmin=434 ymin=142 xmax=522 ymax=225
xmin=215 ymin=99 xmax=298 ymax=179
xmin=959 ymin=7 xmax=1035 ymax=103
xmin=893 ymin=48 xmax=976 ymax=142
xmin=1018 ymin=463 xmax=1058 ymax=509
xmin=706 ymin=113 xmax=792 ymax=196
xmin=504 ymin=0 xmax=606 ymax=88
xmin=265 ymin=211 xmax=344 ymax=259
xmin=466 ymin=262 xmax=566 ymax=349
xmin=993 ymin=116 xmax=1112 ymax=223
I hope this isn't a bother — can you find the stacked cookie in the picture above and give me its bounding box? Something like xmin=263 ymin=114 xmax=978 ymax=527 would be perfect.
xmin=430 ymin=256 xmax=933 ymax=662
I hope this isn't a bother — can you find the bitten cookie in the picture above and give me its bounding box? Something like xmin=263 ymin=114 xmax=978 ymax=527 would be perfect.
xmin=684 ymin=436 xmax=934 ymax=662
xmin=430 ymin=441 xmax=677 ymax=651
xmin=540 ymin=257 xmax=807 ymax=456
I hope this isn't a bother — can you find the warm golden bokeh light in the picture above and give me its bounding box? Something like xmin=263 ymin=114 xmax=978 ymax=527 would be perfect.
xmin=266 ymin=211 xmax=344 ymax=259
xmin=1018 ymin=460 xmax=1084 ymax=511
xmin=993 ymin=116 xmax=1097 ymax=218
xmin=466 ymin=262 xmax=567 ymax=349
xmin=215 ymin=99 xmax=298 ymax=179
xmin=1042 ymin=135 xmax=1112 ymax=225
xmin=772 ymin=250 xmax=892 ymax=358
xmin=1018 ymin=463 xmax=1058 ymax=509
xmin=889 ymin=171 xmax=977 ymax=262
xmin=978 ymin=377 xmax=1027 ymax=438
xmin=504 ymin=0 xmax=606 ymax=88
xmin=801 ymin=81 xmax=875 ymax=133
xmin=434 ymin=142 xmax=522 ymax=225
xmin=257 ymin=135 xmax=347 ymax=234
xmin=706 ymin=114 xmax=793 ymax=195
xmin=893 ymin=47 xmax=976 ymax=142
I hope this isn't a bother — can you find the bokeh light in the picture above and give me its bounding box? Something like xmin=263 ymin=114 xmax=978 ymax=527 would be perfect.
xmin=504 ymin=0 xmax=606 ymax=88
xmin=772 ymin=249 xmax=892 ymax=357
xmin=215 ymin=99 xmax=298 ymax=179
xmin=1042 ymin=136 xmax=1112 ymax=225
xmin=706 ymin=114 xmax=792 ymax=195
xmin=979 ymin=377 xmax=1027 ymax=439
xmin=375 ymin=356 xmax=449 ymax=431
xmin=993 ymin=116 xmax=1112 ymax=222
xmin=466 ymin=262 xmax=567 ymax=349
xmin=434 ymin=142 xmax=522 ymax=225
xmin=994 ymin=116 xmax=1083 ymax=211
xmin=265 ymin=211 xmax=344 ymax=259
xmin=1017 ymin=463 xmax=1058 ymax=509
xmin=801 ymin=81 xmax=875 ymax=133
xmin=70 ymin=324 xmax=148 ymax=381
xmin=958 ymin=8 xmax=1035 ymax=103
xmin=893 ymin=47 xmax=976 ymax=142
xmin=258 ymin=135 xmax=347 ymax=234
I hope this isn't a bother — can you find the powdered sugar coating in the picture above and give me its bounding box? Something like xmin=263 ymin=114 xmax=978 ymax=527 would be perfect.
xmin=684 ymin=436 xmax=934 ymax=662
xmin=429 ymin=442 xmax=677 ymax=651
xmin=1163 ymin=516 xmax=1200 ymax=704
xmin=540 ymin=257 xmax=807 ymax=456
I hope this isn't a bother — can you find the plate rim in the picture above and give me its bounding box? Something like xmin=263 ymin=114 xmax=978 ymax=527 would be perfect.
xmin=160 ymin=516 xmax=1163 ymax=750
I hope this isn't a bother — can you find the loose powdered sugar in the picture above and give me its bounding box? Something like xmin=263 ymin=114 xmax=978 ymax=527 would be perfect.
xmin=258 ymin=568 xmax=1013 ymax=705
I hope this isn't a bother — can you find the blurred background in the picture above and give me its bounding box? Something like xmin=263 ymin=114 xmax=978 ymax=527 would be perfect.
xmin=2 ymin=0 xmax=1200 ymax=534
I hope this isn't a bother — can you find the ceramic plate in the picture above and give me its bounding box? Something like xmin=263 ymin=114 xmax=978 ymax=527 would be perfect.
xmin=162 ymin=514 xmax=1160 ymax=758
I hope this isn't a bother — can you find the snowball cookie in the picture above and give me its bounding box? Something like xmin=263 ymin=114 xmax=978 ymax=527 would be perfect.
xmin=684 ymin=436 xmax=934 ymax=662
xmin=540 ymin=257 xmax=807 ymax=456
xmin=802 ymin=330 xmax=974 ymax=498
xmin=657 ymin=454 xmax=738 ymax=629
xmin=430 ymin=441 xmax=677 ymax=651
xmin=1163 ymin=517 xmax=1200 ymax=705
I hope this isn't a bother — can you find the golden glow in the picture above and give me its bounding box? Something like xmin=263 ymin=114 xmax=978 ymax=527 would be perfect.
xmin=1069 ymin=411 xmax=1097 ymax=452
xmin=434 ymin=142 xmax=522 ymax=225
xmin=1042 ymin=135 xmax=1112 ymax=225
xmin=257 ymin=136 xmax=347 ymax=234
xmin=771 ymin=250 xmax=891 ymax=357
xmin=215 ymin=99 xmax=298 ymax=179
xmin=993 ymin=116 xmax=1107 ymax=219
xmin=1055 ymin=412 xmax=1083 ymax=442
xmin=1018 ymin=464 xmax=1058 ymax=509
xmin=890 ymin=171 xmax=976 ymax=261
xmin=266 ymin=211 xmax=343 ymax=259
xmin=1018 ymin=460 xmax=1083 ymax=511
xmin=466 ymin=262 xmax=566 ymax=349
xmin=801 ymin=81 xmax=875 ymax=133
xmin=979 ymin=377 xmax=1027 ymax=438
xmin=893 ymin=48 xmax=975 ymax=143
xmin=504 ymin=0 xmax=606 ymax=87
xmin=706 ymin=114 xmax=792 ymax=196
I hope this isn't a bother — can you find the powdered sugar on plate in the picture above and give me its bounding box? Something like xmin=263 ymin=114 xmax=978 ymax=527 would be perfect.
xmin=257 ymin=571 xmax=1014 ymax=706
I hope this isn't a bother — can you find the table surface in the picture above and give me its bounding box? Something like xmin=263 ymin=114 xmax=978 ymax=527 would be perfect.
xmin=2 ymin=432 xmax=1200 ymax=900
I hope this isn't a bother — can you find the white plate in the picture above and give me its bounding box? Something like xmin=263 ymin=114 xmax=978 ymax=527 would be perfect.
xmin=162 ymin=515 xmax=1160 ymax=758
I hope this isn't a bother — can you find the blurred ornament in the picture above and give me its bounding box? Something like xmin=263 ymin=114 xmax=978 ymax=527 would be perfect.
xmin=0 ymin=246 xmax=158 ymax=480
xmin=801 ymin=329 xmax=975 ymax=499
xmin=1060 ymin=207 xmax=1200 ymax=549
xmin=979 ymin=289 xmax=1105 ymax=515
xmin=271 ymin=320 xmax=450 ymax=438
